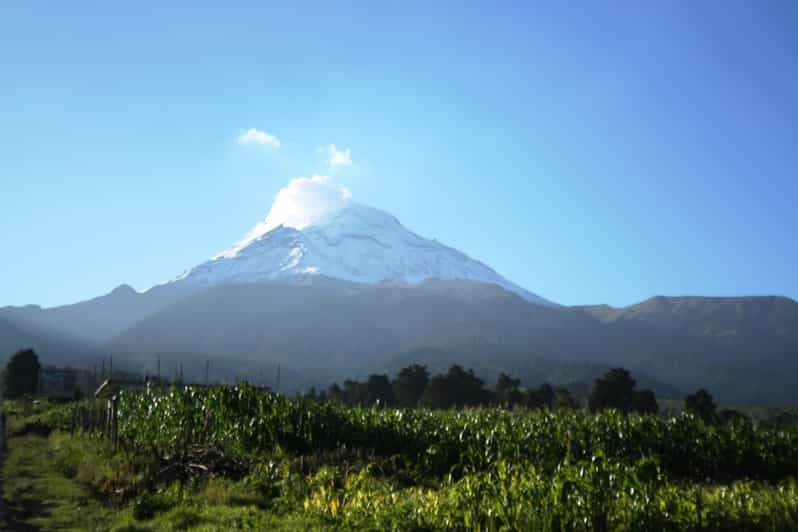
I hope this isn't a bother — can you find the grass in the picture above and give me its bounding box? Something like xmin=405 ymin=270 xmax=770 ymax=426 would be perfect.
xmin=1 ymin=434 xmax=113 ymax=531
xmin=4 ymin=396 xmax=798 ymax=530
xmin=110 ymin=505 xmax=328 ymax=531
xmin=0 ymin=424 xmax=327 ymax=531
xmin=109 ymin=477 xmax=328 ymax=531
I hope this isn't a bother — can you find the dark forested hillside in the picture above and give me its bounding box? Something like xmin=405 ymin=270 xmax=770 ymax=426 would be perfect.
xmin=576 ymin=296 xmax=798 ymax=368
xmin=2 ymin=278 xmax=797 ymax=404
xmin=0 ymin=282 xmax=193 ymax=343
xmin=100 ymin=279 xmax=798 ymax=404
xmin=0 ymin=316 xmax=102 ymax=368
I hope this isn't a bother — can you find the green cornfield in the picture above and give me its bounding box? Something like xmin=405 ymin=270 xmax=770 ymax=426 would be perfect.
xmin=90 ymin=383 xmax=798 ymax=530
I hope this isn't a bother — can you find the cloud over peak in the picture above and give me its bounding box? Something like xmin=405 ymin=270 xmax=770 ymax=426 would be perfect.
xmin=218 ymin=176 xmax=352 ymax=258
xmin=324 ymin=144 xmax=353 ymax=168
xmin=264 ymin=175 xmax=352 ymax=231
xmin=238 ymin=128 xmax=281 ymax=148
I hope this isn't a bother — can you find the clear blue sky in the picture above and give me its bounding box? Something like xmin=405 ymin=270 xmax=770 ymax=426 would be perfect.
xmin=1 ymin=1 xmax=796 ymax=308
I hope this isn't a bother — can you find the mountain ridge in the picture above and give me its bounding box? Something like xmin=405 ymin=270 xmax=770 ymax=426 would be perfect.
xmin=170 ymin=203 xmax=553 ymax=306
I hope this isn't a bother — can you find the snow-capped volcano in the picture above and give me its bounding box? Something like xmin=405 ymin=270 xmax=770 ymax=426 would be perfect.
xmin=172 ymin=203 xmax=552 ymax=306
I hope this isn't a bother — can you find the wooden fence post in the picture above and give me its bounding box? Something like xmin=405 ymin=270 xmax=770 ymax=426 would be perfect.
xmin=105 ymin=400 xmax=111 ymax=439
xmin=111 ymin=396 xmax=119 ymax=453
xmin=0 ymin=412 xmax=7 ymax=453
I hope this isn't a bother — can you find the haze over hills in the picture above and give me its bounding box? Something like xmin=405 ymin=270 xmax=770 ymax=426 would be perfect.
xmin=577 ymin=296 xmax=798 ymax=366
xmin=1 ymin=202 xmax=797 ymax=405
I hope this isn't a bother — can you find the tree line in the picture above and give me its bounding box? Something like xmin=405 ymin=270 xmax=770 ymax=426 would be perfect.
xmin=310 ymin=363 xmax=750 ymax=424
xmin=309 ymin=364 xmax=580 ymax=410
xmin=0 ymin=349 xmax=758 ymax=426
xmin=311 ymin=365 xmax=652 ymax=412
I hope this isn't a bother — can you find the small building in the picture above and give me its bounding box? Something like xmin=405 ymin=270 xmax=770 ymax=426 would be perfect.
xmin=38 ymin=368 xmax=77 ymax=399
xmin=94 ymin=377 xmax=151 ymax=399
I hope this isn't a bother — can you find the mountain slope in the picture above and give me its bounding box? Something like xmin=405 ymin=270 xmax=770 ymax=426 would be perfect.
xmin=172 ymin=203 xmax=552 ymax=305
xmin=0 ymin=315 xmax=102 ymax=366
xmin=106 ymin=282 xmax=798 ymax=404
xmin=576 ymin=296 xmax=798 ymax=367
xmin=0 ymin=316 xmax=34 ymax=359
xmin=109 ymin=278 xmax=627 ymax=390
xmin=0 ymin=282 xmax=195 ymax=344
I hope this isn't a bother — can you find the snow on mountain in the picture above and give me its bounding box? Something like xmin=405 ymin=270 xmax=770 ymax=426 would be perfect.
xmin=171 ymin=203 xmax=553 ymax=306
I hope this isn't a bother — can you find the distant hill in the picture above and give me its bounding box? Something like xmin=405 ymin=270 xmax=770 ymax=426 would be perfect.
xmin=0 ymin=316 xmax=34 ymax=358
xmin=97 ymin=280 xmax=798 ymax=404
xmin=0 ymin=315 xmax=102 ymax=368
xmin=0 ymin=282 xmax=192 ymax=344
xmin=107 ymin=278 xmax=599 ymax=382
xmin=576 ymin=296 xmax=798 ymax=368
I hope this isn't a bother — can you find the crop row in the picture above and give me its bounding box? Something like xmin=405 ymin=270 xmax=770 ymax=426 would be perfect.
xmin=111 ymin=384 xmax=798 ymax=483
xmin=302 ymin=458 xmax=798 ymax=531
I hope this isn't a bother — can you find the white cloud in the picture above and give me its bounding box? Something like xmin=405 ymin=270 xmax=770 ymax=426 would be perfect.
xmin=324 ymin=144 xmax=352 ymax=168
xmin=237 ymin=128 xmax=281 ymax=148
xmin=218 ymin=176 xmax=352 ymax=258
xmin=263 ymin=175 xmax=352 ymax=230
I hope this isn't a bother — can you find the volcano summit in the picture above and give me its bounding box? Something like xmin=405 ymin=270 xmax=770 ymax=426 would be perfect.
xmin=171 ymin=203 xmax=552 ymax=306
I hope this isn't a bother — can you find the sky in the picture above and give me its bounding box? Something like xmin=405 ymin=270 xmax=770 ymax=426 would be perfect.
xmin=1 ymin=1 xmax=796 ymax=308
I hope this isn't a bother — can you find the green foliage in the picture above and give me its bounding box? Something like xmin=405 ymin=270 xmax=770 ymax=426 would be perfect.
xmin=420 ymin=365 xmax=490 ymax=408
xmin=590 ymin=367 xmax=658 ymax=415
xmin=7 ymin=385 xmax=798 ymax=531
xmin=589 ymin=367 xmax=637 ymax=412
xmin=392 ymin=364 xmax=429 ymax=406
xmin=633 ymin=389 xmax=659 ymax=414
xmin=494 ymin=372 xmax=523 ymax=405
xmin=133 ymin=482 xmax=186 ymax=520
xmin=553 ymin=387 xmax=579 ymax=410
xmin=114 ymin=383 xmax=798 ymax=484
xmin=2 ymin=397 xmax=81 ymax=435
xmin=1 ymin=433 xmax=114 ymax=530
xmin=364 ymin=374 xmax=394 ymax=406
xmin=302 ymin=458 xmax=798 ymax=531
xmin=526 ymin=382 xmax=555 ymax=408
xmin=3 ymin=348 xmax=41 ymax=398
xmin=685 ymin=388 xmax=718 ymax=422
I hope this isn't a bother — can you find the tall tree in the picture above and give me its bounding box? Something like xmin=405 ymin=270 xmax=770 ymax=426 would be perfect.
xmin=684 ymin=389 xmax=717 ymax=422
xmin=327 ymin=382 xmax=345 ymax=403
xmin=632 ymin=389 xmax=659 ymax=414
xmin=495 ymin=372 xmax=523 ymax=406
xmin=420 ymin=374 xmax=451 ymax=409
xmin=343 ymin=379 xmax=366 ymax=405
xmin=365 ymin=374 xmax=395 ymax=406
xmin=393 ymin=364 xmax=429 ymax=407
xmin=526 ymin=383 xmax=556 ymax=409
xmin=3 ymin=348 xmax=41 ymax=398
xmin=589 ymin=368 xmax=637 ymax=413
xmin=421 ymin=365 xmax=490 ymax=408
xmin=553 ymin=388 xmax=579 ymax=410
xmin=445 ymin=365 xmax=490 ymax=407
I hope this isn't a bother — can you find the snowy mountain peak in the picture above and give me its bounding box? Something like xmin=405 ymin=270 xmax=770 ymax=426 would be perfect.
xmin=171 ymin=203 xmax=553 ymax=306
xmin=309 ymin=203 xmax=402 ymax=233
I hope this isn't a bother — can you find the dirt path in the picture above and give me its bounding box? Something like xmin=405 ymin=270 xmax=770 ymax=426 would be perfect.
xmin=0 ymin=438 xmax=40 ymax=531
xmin=0 ymin=434 xmax=110 ymax=531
